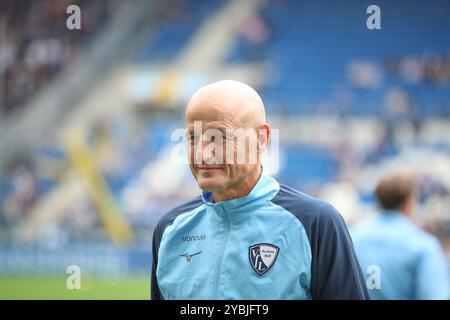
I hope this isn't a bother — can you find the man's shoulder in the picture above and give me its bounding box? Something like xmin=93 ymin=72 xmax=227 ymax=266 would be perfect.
xmin=271 ymin=184 xmax=344 ymax=227
xmin=348 ymin=217 xmax=377 ymax=240
xmin=409 ymin=223 xmax=444 ymax=254
xmin=155 ymin=196 xmax=204 ymax=231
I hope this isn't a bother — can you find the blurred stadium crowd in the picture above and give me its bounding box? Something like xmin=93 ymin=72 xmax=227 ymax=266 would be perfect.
xmin=0 ymin=0 xmax=449 ymax=287
xmin=0 ymin=0 xmax=119 ymax=115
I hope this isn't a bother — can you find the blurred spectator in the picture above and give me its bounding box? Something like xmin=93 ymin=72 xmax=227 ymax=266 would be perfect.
xmin=351 ymin=172 xmax=449 ymax=300
xmin=235 ymin=14 xmax=270 ymax=61
xmin=386 ymin=52 xmax=450 ymax=85
xmin=3 ymin=165 xmax=37 ymax=226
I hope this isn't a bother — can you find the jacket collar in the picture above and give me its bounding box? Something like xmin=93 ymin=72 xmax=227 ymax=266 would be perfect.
xmin=202 ymin=173 xmax=280 ymax=214
xmin=379 ymin=209 xmax=411 ymax=223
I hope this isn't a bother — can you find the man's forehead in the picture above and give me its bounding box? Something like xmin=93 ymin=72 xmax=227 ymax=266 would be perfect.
xmin=186 ymin=100 xmax=239 ymax=125
xmin=186 ymin=100 xmax=235 ymax=117
xmin=186 ymin=120 xmax=233 ymax=132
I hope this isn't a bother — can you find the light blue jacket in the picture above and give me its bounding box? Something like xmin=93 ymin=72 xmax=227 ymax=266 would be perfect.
xmin=152 ymin=174 xmax=368 ymax=299
xmin=351 ymin=211 xmax=449 ymax=300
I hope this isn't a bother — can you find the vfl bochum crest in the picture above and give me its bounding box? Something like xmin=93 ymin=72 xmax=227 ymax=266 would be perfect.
xmin=249 ymin=243 xmax=279 ymax=275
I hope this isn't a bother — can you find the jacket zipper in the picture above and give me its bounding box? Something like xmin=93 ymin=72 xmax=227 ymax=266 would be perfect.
xmin=213 ymin=207 xmax=230 ymax=299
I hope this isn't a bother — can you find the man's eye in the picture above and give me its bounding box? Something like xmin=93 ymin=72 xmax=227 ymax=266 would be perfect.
xmin=210 ymin=136 xmax=216 ymax=142
xmin=189 ymin=135 xmax=198 ymax=143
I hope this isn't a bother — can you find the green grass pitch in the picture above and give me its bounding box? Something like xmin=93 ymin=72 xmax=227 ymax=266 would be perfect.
xmin=0 ymin=275 xmax=150 ymax=300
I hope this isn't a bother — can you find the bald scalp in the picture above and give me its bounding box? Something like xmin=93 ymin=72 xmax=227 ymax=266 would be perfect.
xmin=186 ymin=80 xmax=266 ymax=128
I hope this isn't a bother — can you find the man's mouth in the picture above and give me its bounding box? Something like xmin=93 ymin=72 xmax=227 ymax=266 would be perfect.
xmin=197 ymin=165 xmax=223 ymax=170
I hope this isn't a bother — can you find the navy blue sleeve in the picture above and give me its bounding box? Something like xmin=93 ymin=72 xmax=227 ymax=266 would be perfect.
xmin=272 ymin=185 xmax=370 ymax=300
xmin=151 ymin=196 xmax=203 ymax=300
xmin=151 ymin=219 xmax=164 ymax=300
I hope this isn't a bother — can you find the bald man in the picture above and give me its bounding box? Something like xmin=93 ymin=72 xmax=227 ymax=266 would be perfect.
xmin=151 ymin=80 xmax=369 ymax=300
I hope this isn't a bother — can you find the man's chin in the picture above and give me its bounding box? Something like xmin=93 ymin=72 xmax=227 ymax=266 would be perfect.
xmin=196 ymin=176 xmax=224 ymax=192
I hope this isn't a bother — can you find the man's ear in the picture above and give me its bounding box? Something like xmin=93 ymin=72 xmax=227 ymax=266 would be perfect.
xmin=258 ymin=123 xmax=270 ymax=153
xmin=402 ymin=195 xmax=417 ymax=217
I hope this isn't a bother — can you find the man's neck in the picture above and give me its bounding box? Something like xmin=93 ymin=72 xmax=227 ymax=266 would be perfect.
xmin=212 ymin=167 xmax=262 ymax=203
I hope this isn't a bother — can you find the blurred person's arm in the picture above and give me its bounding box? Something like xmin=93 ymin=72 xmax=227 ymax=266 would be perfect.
xmin=415 ymin=238 xmax=449 ymax=300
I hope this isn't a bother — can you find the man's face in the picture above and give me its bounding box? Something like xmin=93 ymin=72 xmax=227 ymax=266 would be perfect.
xmin=186 ymin=103 xmax=260 ymax=193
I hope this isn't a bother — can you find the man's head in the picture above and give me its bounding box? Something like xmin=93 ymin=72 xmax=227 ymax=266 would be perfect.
xmin=185 ymin=80 xmax=270 ymax=201
xmin=375 ymin=172 xmax=418 ymax=217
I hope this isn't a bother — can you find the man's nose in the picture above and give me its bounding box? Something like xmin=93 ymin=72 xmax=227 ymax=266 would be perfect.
xmin=194 ymin=138 xmax=215 ymax=164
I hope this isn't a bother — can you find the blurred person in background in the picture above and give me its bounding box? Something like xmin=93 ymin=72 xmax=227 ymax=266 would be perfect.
xmin=351 ymin=172 xmax=449 ymax=300
xmin=151 ymin=80 xmax=369 ymax=300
